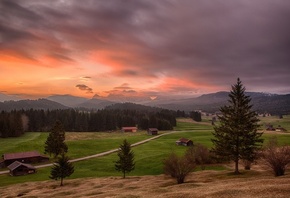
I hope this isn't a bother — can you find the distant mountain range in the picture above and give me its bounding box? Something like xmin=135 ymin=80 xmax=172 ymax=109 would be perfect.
xmin=147 ymin=92 xmax=290 ymax=115
xmin=0 ymin=99 xmax=68 ymax=111
xmin=0 ymin=92 xmax=289 ymax=115
xmin=0 ymin=93 xmax=22 ymax=101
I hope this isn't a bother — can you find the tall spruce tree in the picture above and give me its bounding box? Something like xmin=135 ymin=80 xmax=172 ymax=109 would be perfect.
xmin=211 ymin=78 xmax=263 ymax=174
xmin=44 ymin=120 xmax=68 ymax=158
xmin=115 ymin=139 xmax=135 ymax=178
xmin=50 ymin=153 xmax=74 ymax=186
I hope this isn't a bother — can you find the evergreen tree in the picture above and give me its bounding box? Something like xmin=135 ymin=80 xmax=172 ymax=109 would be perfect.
xmin=44 ymin=120 xmax=68 ymax=158
xmin=50 ymin=153 xmax=74 ymax=186
xmin=115 ymin=139 xmax=135 ymax=178
xmin=138 ymin=116 xmax=149 ymax=130
xmin=190 ymin=111 xmax=202 ymax=122
xmin=12 ymin=112 xmax=24 ymax=137
xmin=211 ymin=78 xmax=263 ymax=174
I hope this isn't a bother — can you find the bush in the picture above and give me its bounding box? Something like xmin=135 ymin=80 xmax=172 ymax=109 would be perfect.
xmin=163 ymin=152 xmax=196 ymax=184
xmin=185 ymin=144 xmax=211 ymax=170
xmin=261 ymin=137 xmax=290 ymax=176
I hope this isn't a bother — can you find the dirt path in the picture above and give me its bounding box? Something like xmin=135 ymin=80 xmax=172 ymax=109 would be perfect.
xmin=0 ymin=131 xmax=179 ymax=175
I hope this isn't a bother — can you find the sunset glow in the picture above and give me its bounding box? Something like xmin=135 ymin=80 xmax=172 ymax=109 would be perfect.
xmin=1 ymin=0 xmax=290 ymax=100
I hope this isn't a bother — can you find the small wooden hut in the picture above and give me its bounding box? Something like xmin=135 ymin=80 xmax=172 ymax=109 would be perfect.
xmin=176 ymin=138 xmax=193 ymax=146
xmin=147 ymin=128 xmax=158 ymax=135
xmin=7 ymin=161 xmax=36 ymax=176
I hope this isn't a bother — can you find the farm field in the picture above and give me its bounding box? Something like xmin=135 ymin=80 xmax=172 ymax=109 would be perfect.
xmin=0 ymin=116 xmax=290 ymax=188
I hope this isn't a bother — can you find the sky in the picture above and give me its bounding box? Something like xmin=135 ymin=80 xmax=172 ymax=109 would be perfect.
xmin=1 ymin=0 xmax=290 ymax=100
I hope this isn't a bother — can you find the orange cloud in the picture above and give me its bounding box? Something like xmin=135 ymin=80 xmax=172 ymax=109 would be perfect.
xmin=151 ymin=77 xmax=217 ymax=94
xmin=0 ymin=50 xmax=39 ymax=66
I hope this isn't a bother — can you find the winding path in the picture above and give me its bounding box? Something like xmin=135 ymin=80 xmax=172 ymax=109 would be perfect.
xmin=0 ymin=131 xmax=179 ymax=175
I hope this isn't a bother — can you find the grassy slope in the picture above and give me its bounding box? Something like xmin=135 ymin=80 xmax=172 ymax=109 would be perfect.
xmin=0 ymin=116 xmax=289 ymax=187
xmin=1 ymin=170 xmax=290 ymax=198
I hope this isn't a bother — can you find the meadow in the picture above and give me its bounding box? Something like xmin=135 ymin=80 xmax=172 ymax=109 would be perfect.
xmin=0 ymin=116 xmax=289 ymax=187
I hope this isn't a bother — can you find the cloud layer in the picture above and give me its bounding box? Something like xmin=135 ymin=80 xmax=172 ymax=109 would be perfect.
xmin=1 ymin=0 xmax=290 ymax=98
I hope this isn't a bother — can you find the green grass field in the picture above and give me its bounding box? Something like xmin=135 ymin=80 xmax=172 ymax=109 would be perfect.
xmin=259 ymin=115 xmax=290 ymax=131
xmin=0 ymin=116 xmax=289 ymax=186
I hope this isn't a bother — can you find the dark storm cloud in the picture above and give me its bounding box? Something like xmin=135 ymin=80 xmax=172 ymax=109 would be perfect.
xmin=2 ymin=0 xmax=290 ymax=93
xmin=0 ymin=0 xmax=42 ymax=42
xmin=0 ymin=0 xmax=42 ymax=22
xmin=0 ymin=0 xmax=73 ymax=62
xmin=76 ymin=84 xmax=93 ymax=94
xmin=0 ymin=24 xmax=37 ymax=43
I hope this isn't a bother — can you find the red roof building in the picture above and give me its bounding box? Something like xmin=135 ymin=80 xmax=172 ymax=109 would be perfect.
xmin=2 ymin=151 xmax=49 ymax=166
xmin=121 ymin=127 xmax=138 ymax=132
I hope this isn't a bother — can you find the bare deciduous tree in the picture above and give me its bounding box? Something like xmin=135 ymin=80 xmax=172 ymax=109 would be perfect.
xmin=261 ymin=137 xmax=290 ymax=176
xmin=163 ymin=152 xmax=195 ymax=184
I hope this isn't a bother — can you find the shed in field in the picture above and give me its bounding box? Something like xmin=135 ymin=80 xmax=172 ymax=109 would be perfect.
xmin=176 ymin=138 xmax=193 ymax=146
xmin=276 ymin=127 xmax=287 ymax=132
xmin=121 ymin=127 xmax=138 ymax=132
xmin=2 ymin=151 xmax=49 ymax=166
xmin=147 ymin=128 xmax=158 ymax=135
xmin=7 ymin=161 xmax=36 ymax=176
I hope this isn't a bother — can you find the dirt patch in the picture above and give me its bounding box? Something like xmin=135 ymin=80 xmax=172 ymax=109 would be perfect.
xmin=177 ymin=118 xmax=212 ymax=126
xmin=65 ymin=132 xmax=113 ymax=141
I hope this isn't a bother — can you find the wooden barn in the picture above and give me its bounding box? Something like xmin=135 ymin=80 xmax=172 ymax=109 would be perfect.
xmin=265 ymin=124 xmax=275 ymax=131
xmin=276 ymin=127 xmax=287 ymax=132
xmin=121 ymin=127 xmax=138 ymax=132
xmin=7 ymin=161 xmax=36 ymax=176
xmin=2 ymin=151 xmax=49 ymax=167
xmin=176 ymin=138 xmax=194 ymax=146
xmin=147 ymin=128 xmax=158 ymax=135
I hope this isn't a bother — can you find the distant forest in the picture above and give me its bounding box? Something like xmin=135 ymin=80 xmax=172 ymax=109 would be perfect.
xmin=0 ymin=107 xmax=187 ymax=138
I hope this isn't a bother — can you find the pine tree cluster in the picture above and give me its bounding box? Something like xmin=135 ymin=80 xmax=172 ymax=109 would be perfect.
xmin=0 ymin=108 xmax=177 ymax=137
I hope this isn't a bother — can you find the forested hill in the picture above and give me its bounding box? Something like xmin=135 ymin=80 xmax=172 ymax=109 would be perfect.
xmin=1 ymin=92 xmax=289 ymax=115
xmin=153 ymin=92 xmax=290 ymax=115
xmin=0 ymin=99 xmax=69 ymax=111
xmin=105 ymin=102 xmax=164 ymax=112
xmin=0 ymin=106 xmax=178 ymax=138
xmin=250 ymin=93 xmax=290 ymax=115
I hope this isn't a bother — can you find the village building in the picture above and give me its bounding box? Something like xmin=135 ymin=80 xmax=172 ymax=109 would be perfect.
xmin=265 ymin=124 xmax=287 ymax=132
xmin=1 ymin=151 xmax=49 ymax=167
xmin=147 ymin=128 xmax=158 ymax=135
xmin=175 ymin=138 xmax=194 ymax=146
xmin=7 ymin=161 xmax=36 ymax=176
xmin=266 ymin=124 xmax=275 ymax=131
xmin=121 ymin=127 xmax=138 ymax=132
xmin=275 ymin=126 xmax=287 ymax=132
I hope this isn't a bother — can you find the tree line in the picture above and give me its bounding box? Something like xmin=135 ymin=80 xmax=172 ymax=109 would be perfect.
xmin=0 ymin=108 xmax=178 ymax=137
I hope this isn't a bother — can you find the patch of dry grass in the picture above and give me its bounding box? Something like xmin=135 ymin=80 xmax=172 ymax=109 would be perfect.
xmin=65 ymin=131 xmax=147 ymax=141
xmin=1 ymin=165 xmax=290 ymax=198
